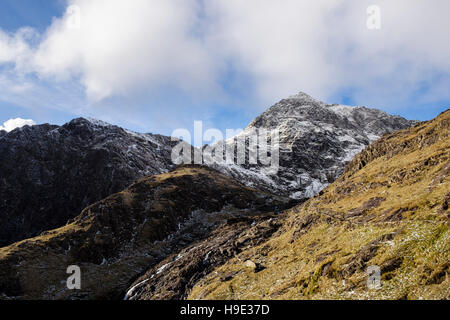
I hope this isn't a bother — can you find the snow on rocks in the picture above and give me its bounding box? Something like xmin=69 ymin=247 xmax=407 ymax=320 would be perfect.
xmin=213 ymin=92 xmax=416 ymax=199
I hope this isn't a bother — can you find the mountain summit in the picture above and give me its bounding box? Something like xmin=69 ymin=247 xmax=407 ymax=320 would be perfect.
xmin=216 ymin=93 xmax=417 ymax=199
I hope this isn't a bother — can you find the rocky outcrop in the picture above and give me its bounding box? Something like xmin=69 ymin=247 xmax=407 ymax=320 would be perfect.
xmin=0 ymin=118 xmax=179 ymax=246
xmin=125 ymin=214 xmax=283 ymax=300
xmin=0 ymin=166 xmax=292 ymax=300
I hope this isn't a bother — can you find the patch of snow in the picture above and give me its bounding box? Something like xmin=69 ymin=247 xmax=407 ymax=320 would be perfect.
xmin=366 ymin=133 xmax=381 ymax=142
xmin=124 ymin=129 xmax=162 ymax=147
xmin=341 ymin=146 xmax=365 ymax=162
xmin=290 ymin=191 xmax=304 ymax=199
xmin=86 ymin=117 xmax=114 ymax=128
xmin=337 ymin=133 xmax=358 ymax=143
xmin=124 ymin=278 xmax=151 ymax=300
xmin=175 ymin=253 xmax=184 ymax=262
xmin=156 ymin=263 xmax=171 ymax=275
xmin=304 ymin=179 xmax=328 ymax=198
xmin=328 ymin=104 xmax=355 ymax=119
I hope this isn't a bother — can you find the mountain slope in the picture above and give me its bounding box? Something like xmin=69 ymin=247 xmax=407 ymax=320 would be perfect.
xmin=0 ymin=166 xmax=291 ymax=300
xmin=136 ymin=109 xmax=448 ymax=300
xmin=215 ymin=92 xmax=417 ymax=199
xmin=0 ymin=118 xmax=179 ymax=246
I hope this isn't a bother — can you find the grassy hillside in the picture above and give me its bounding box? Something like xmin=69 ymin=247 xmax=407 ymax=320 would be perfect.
xmin=0 ymin=166 xmax=290 ymax=300
xmin=189 ymin=110 xmax=450 ymax=300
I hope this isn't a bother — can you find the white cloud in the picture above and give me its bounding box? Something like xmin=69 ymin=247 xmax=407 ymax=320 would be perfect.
xmin=1 ymin=0 xmax=218 ymax=102
xmin=0 ymin=118 xmax=36 ymax=132
xmin=203 ymin=0 xmax=341 ymax=102
xmin=0 ymin=0 xmax=449 ymax=117
xmin=203 ymin=0 xmax=450 ymax=107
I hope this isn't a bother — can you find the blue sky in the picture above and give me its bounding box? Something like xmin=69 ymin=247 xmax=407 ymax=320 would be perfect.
xmin=0 ymin=0 xmax=449 ymax=138
xmin=0 ymin=0 xmax=64 ymax=32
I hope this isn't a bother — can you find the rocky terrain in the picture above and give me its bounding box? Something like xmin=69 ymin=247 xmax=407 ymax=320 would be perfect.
xmin=182 ymin=109 xmax=449 ymax=300
xmin=0 ymin=118 xmax=181 ymax=246
xmin=214 ymin=92 xmax=417 ymax=199
xmin=0 ymin=166 xmax=291 ymax=300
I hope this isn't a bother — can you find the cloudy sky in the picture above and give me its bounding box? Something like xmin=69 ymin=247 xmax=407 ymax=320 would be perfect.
xmin=0 ymin=0 xmax=449 ymax=135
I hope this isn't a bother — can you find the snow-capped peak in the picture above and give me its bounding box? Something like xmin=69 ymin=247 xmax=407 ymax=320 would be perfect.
xmin=85 ymin=117 xmax=115 ymax=128
xmin=287 ymin=92 xmax=325 ymax=104
xmin=214 ymin=92 xmax=417 ymax=200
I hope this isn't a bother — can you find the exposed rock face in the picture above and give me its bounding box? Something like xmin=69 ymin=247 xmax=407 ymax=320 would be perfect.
xmin=185 ymin=109 xmax=449 ymax=300
xmin=125 ymin=214 xmax=283 ymax=300
xmin=0 ymin=166 xmax=291 ymax=300
xmin=214 ymin=92 xmax=417 ymax=199
xmin=0 ymin=118 xmax=179 ymax=247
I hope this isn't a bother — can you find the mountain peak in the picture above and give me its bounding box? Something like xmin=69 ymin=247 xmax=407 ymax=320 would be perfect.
xmin=86 ymin=117 xmax=115 ymax=128
xmin=219 ymin=91 xmax=417 ymax=199
xmin=286 ymin=91 xmax=324 ymax=104
xmin=68 ymin=117 xmax=115 ymax=128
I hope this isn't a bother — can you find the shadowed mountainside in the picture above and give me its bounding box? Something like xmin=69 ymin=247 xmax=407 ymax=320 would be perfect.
xmin=0 ymin=166 xmax=292 ymax=300
xmin=0 ymin=118 xmax=180 ymax=246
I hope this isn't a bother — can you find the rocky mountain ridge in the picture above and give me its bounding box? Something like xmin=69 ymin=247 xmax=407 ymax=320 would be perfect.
xmin=215 ymin=92 xmax=417 ymax=199
xmin=0 ymin=118 xmax=179 ymax=246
